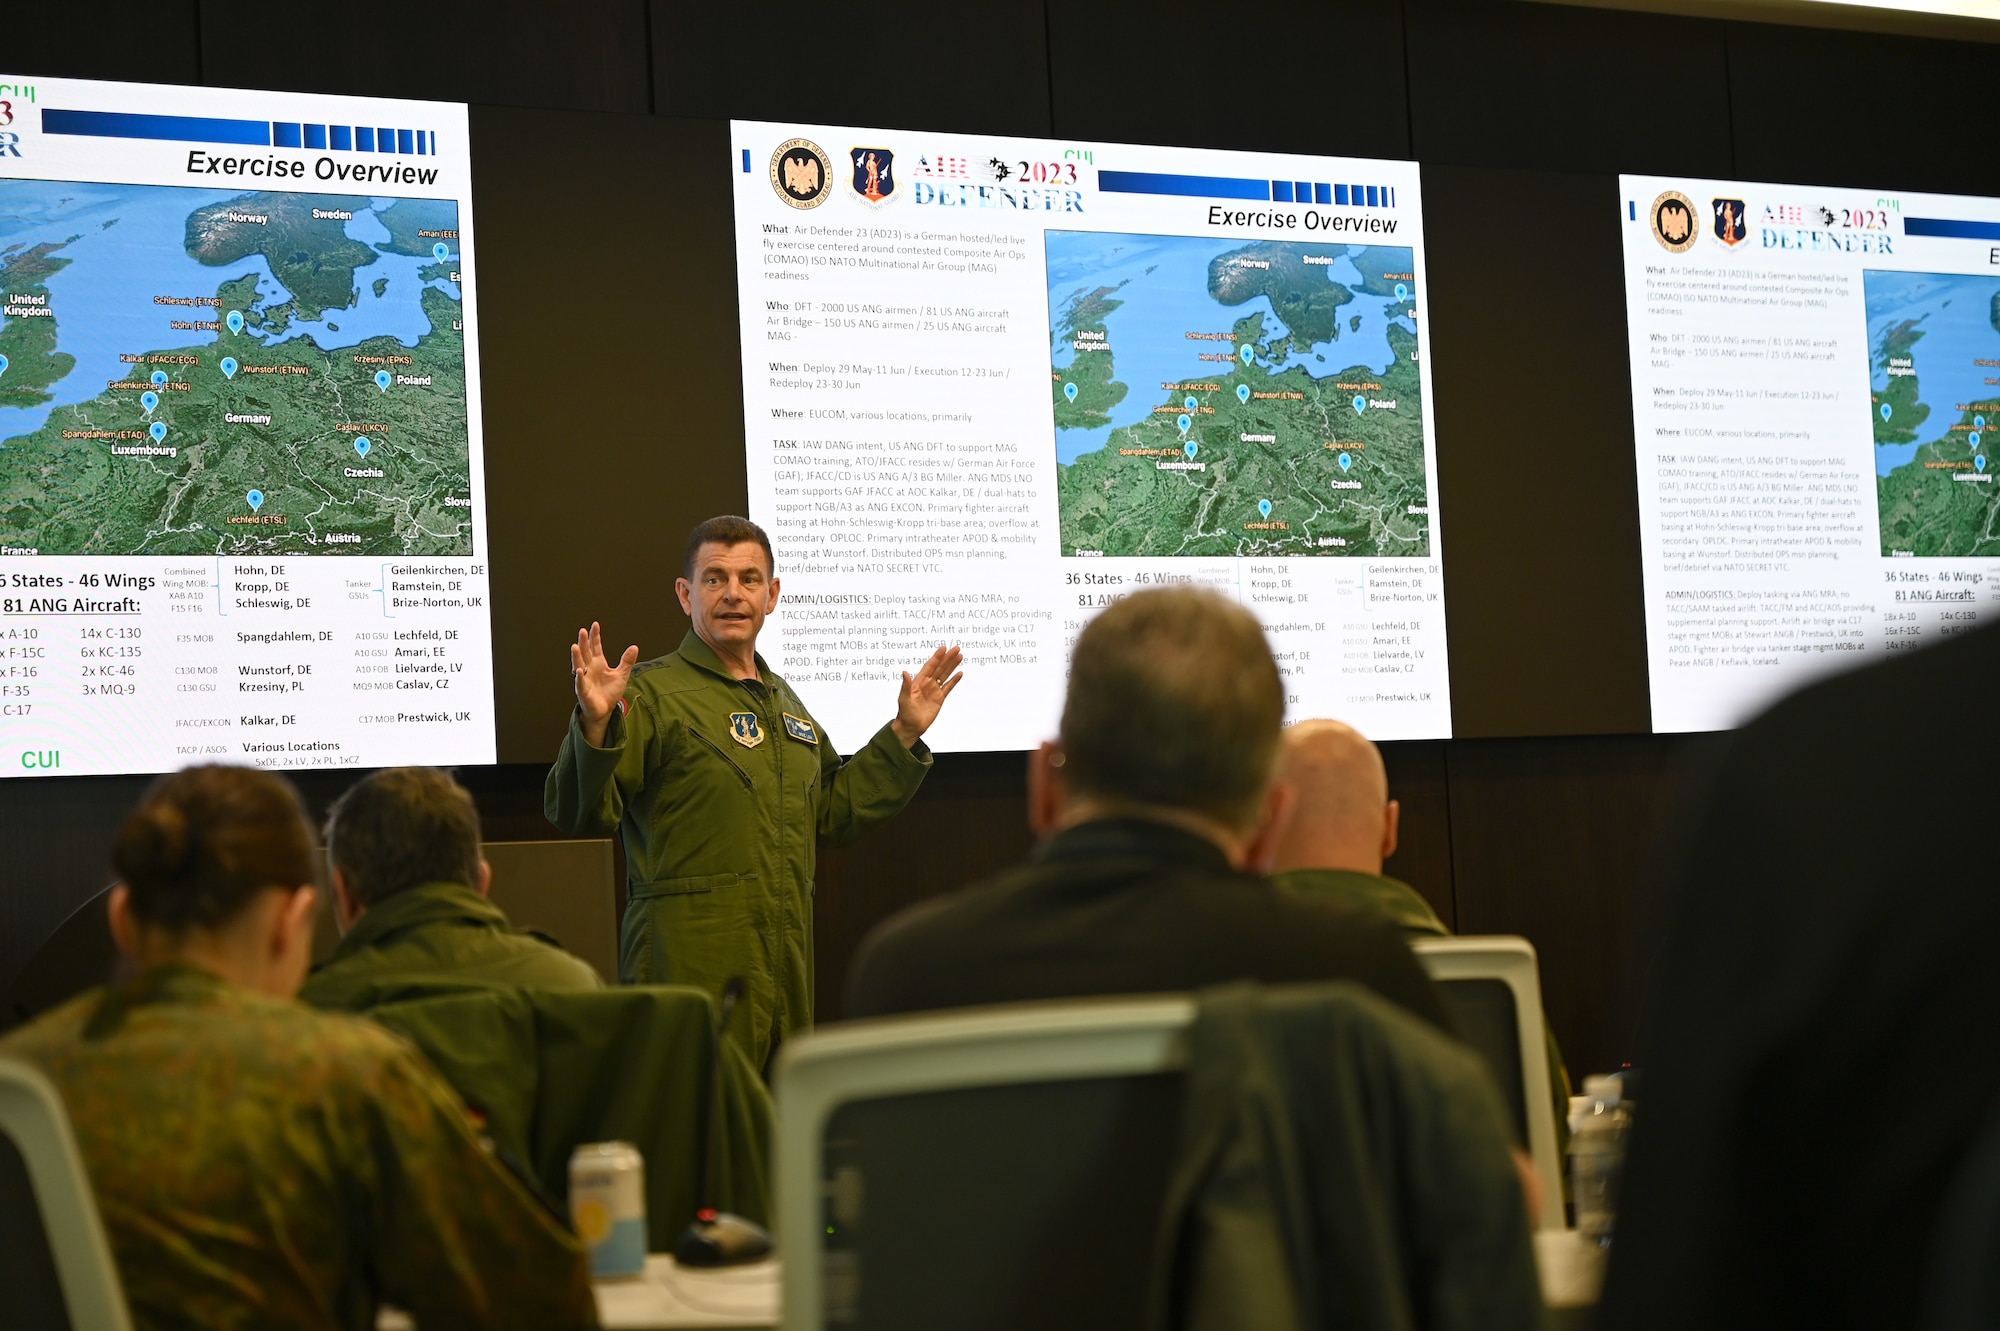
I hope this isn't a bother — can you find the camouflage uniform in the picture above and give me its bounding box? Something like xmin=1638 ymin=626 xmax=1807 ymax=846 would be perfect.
xmin=0 ymin=964 xmax=598 ymax=1331
xmin=546 ymin=629 xmax=931 ymax=1072
xmin=300 ymin=879 xmax=603 ymax=1013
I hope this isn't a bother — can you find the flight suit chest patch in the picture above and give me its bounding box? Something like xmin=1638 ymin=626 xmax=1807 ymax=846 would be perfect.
xmin=783 ymin=713 xmax=819 ymax=745
xmin=728 ymin=712 xmax=765 ymax=748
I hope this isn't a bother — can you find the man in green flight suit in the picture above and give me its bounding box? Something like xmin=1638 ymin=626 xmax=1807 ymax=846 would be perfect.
xmin=546 ymin=515 xmax=963 ymax=1072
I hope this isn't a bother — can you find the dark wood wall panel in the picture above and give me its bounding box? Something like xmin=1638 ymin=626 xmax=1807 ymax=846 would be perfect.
xmin=1425 ymin=164 xmax=1652 ymax=737
xmin=199 ymin=0 xmax=653 ymax=113
xmin=1048 ymin=0 xmax=1410 ymax=160
xmin=652 ymin=0 xmax=1054 ymax=137
xmin=6 ymin=5 xmax=202 ymax=86
xmin=1407 ymin=0 xmax=1732 ymax=176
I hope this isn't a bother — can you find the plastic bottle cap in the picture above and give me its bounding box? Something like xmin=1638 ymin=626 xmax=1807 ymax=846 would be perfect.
xmin=1582 ymin=1075 xmax=1622 ymax=1104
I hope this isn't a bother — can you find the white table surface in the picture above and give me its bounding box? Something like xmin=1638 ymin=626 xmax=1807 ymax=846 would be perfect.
xmin=595 ymin=1254 xmax=782 ymax=1329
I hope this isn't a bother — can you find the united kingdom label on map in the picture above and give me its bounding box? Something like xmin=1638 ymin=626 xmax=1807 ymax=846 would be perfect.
xmin=1050 ymin=233 xmax=1427 ymax=557
xmin=0 ymin=181 xmax=471 ymax=556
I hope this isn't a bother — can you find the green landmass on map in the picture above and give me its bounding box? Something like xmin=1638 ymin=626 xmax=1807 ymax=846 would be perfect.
xmin=376 ymin=198 xmax=459 ymax=257
xmin=0 ymin=193 xmax=470 ymax=557
xmin=1875 ymin=316 xmax=2000 ymax=557
xmin=0 ymin=241 xmax=79 ymax=409
xmin=1054 ymin=241 xmax=1428 ymax=558
xmin=1050 ymin=282 xmax=1129 ymax=431
xmin=185 ymin=192 xmax=378 ymax=320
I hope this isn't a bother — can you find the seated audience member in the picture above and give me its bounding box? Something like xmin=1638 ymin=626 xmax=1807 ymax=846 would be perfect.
xmin=1268 ymin=717 xmax=1443 ymax=932
xmin=1601 ymin=620 xmax=2000 ymax=1330
xmin=847 ymin=586 xmax=1447 ymax=1028
xmin=301 ymin=766 xmax=601 ymax=1011
xmin=1271 ymin=717 xmax=1573 ymax=1160
xmin=0 ymin=765 xmax=596 ymax=1330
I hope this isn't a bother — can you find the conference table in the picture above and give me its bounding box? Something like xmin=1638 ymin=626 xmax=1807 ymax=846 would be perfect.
xmin=579 ymin=1231 xmax=1603 ymax=1329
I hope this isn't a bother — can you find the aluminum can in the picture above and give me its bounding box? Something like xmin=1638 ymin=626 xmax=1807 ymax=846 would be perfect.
xmin=569 ymin=1141 xmax=647 ymax=1278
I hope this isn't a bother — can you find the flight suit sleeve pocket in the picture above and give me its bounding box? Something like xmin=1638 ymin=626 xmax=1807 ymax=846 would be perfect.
xmin=628 ymin=872 xmax=752 ymax=899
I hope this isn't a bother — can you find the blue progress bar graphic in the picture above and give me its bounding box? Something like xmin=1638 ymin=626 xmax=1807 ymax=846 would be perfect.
xmin=1903 ymin=217 xmax=2000 ymax=241
xmin=42 ymin=108 xmax=438 ymax=156
xmin=1098 ymin=169 xmax=1397 ymax=208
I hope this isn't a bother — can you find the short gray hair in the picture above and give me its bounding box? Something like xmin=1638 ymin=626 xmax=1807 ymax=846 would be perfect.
xmin=1059 ymin=586 xmax=1283 ymax=830
xmin=325 ymin=767 xmax=482 ymax=906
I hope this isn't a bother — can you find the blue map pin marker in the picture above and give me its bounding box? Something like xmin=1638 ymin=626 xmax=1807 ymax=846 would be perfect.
xmin=355 ymin=436 xmax=372 ymax=457
xmin=149 ymin=421 xmax=166 ymax=442
xmin=1339 ymin=452 xmax=1353 ymax=471
xmin=1981 ymin=455 xmax=1989 ymax=473
xmin=246 ymin=489 xmax=264 ymax=512
xmin=1972 ymin=432 xmax=1983 ymax=451
xmin=1240 ymin=345 xmax=1254 ymax=366
xmin=150 ymin=370 xmax=167 ymax=387
xmin=1063 ymin=381 xmax=1077 ymax=402
xmin=1258 ymin=499 xmax=1272 ymax=518
xmin=1979 ymin=416 xmax=1988 ymax=429
xmin=433 ymin=242 xmax=449 ymax=263
xmin=220 ymin=357 xmax=238 ymax=380
xmin=1394 ymin=283 xmax=1408 ymax=301
xmin=0 ymin=353 xmax=9 ymax=378
xmin=1184 ymin=395 xmax=1198 ymax=412
xmin=140 ymin=391 xmax=158 ymax=415
xmin=1177 ymin=413 xmax=1191 ymax=433
xmin=1353 ymin=395 xmax=1368 ymax=415
xmin=1185 ymin=441 xmax=1198 ymax=459
xmin=1881 ymin=403 xmax=1893 ymax=421
xmin=226 ymin=310 xmax=244 ymax=335
xmin=376 ymin=370 xmax=392 ymax=392
xmin=1237 ymin=384 xmax=1251 ymax=404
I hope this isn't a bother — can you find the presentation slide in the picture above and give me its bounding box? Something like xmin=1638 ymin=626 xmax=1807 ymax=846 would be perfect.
xmin=731 ymin=122 xmax=1449 ymax=750
xmin=0 ymin=75 xmax=492 ymax=779
xmin=1623 ymin=175 xmax=2000 ymax=732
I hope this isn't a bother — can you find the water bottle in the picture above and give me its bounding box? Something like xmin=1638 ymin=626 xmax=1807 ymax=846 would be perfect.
xmin=1569 ymin=1074 xmax=1631 ymax=1246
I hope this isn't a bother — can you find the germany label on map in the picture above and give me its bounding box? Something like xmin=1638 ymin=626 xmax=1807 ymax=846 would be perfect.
xmin=1050 ymin=232 xmax=1428 ymax=558
xmin=0 ymin=180 xmax=470 ymax=557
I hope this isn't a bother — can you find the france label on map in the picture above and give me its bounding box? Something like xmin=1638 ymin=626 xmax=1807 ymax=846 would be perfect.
xmin=0 ymin=180 xmax=470 ymax=557
xmin=1049 ymin=232 xmax=1428 ymax=559
xmin=1868 ymin=268 xmax=2000 ymax=558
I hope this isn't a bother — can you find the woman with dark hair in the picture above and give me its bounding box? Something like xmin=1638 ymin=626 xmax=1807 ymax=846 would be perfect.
xmin=0 ymin=765 xmax=598 ymax=1330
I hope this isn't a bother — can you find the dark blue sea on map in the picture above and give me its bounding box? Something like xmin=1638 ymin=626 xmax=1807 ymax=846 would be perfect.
xmin=0 ymin=179 xmax=459 ymax=446
xmin=1865 ymin=268 xmax=2000 ymax=477
xmin=1047 ymin=230 xmax=1415 ymax=466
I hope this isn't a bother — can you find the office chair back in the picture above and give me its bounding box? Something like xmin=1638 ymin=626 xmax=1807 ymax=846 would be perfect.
xmin=773 ymin=997 xmax=1194 ymax=1331
xmin=1411 ymin=935 xmax=1565 ymax=1229
xmin=0 ymin=1058 xmax=133 ymax=1331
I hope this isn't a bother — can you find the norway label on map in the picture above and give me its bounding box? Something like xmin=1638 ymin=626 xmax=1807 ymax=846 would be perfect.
xmin=1868 ymin=268 xmax=2000 ymax=558
xmin=0 ymin=181 xmax=470 ymax=556
xmin=1050 ymin=232 xmax=1428 ymax=558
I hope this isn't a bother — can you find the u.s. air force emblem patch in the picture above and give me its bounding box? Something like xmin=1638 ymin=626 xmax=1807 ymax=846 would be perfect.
xmin=728 ymin=712 xmax=765 ymax=748
xmin=783 ymin=713 xmax=819 ymax=745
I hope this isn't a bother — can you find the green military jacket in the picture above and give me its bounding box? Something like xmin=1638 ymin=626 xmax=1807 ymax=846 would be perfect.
xmin=0 ymin=964 xmax=596 ymax=1331
xmin=545 ymin=629 xmax=931 ymax=1070
xmin=1270 ymin=867 xmax=1448 ymax=936
xmin=300 ymin=880 xmax=603 ymax=1014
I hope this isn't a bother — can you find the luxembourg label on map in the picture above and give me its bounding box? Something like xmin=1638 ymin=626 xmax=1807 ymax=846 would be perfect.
xmin=0 ymin=181 xmax=471 ymax=557
xmin=1051 ymin=233 xmax=1427 ymax=558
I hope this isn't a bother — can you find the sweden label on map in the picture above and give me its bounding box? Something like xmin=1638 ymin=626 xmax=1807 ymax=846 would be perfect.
xmin=1867 ymin=269 xmax=2000 ymax=557
xmin=1050 ymin=232 xmax=1428 ymax=558
xmin=0 ymin=180 xmax=470 ymax=557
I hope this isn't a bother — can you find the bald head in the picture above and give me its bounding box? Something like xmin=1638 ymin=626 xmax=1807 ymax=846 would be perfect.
xmin=1271 ymin=719 xmax=1399 ymax=876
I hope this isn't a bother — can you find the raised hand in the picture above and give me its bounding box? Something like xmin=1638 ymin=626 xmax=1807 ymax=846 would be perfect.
xmin=571 ymin=622 xmax=639 ymax=747
xmin=890 ymin=644 xmax=965 ymax=747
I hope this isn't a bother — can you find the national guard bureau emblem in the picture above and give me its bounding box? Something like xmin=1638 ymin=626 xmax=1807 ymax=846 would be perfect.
xmin=1650 ymin=190 xmax=1699 ymax=253
xmin=728 ymin=712 xmax=766 ymax=748
xmin=1711 ymin=197 xmax=1748 ymax=249
xmin=849 ymin=147 xmax=897 ymax=207
xmin=770 ymin=138 xmax=833 ymax=210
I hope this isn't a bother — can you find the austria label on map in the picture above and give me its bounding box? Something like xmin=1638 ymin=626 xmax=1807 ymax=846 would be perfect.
xmin=0 ymin=75 xmax=494 ymax=779
xmin=1621 ymin=174 xmax=2000 ymax=733
xmin=732 ymin=123 xmax=1449 ymax=745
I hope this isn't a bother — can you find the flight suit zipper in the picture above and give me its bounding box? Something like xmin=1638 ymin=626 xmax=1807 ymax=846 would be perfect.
xmin=685 ymin=725 xmax=755 ymax=790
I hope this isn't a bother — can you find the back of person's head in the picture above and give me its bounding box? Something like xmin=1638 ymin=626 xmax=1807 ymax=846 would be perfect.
xmin=112 ymin=764 xmax=319 ymax=932
xmin=1060 ymin=585 xmax=1283 ymax=832
xmin=1271 ymin=718 xmax=1398 ymax=873
xmin=325 ymin=767 xmax=482 ymax=907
